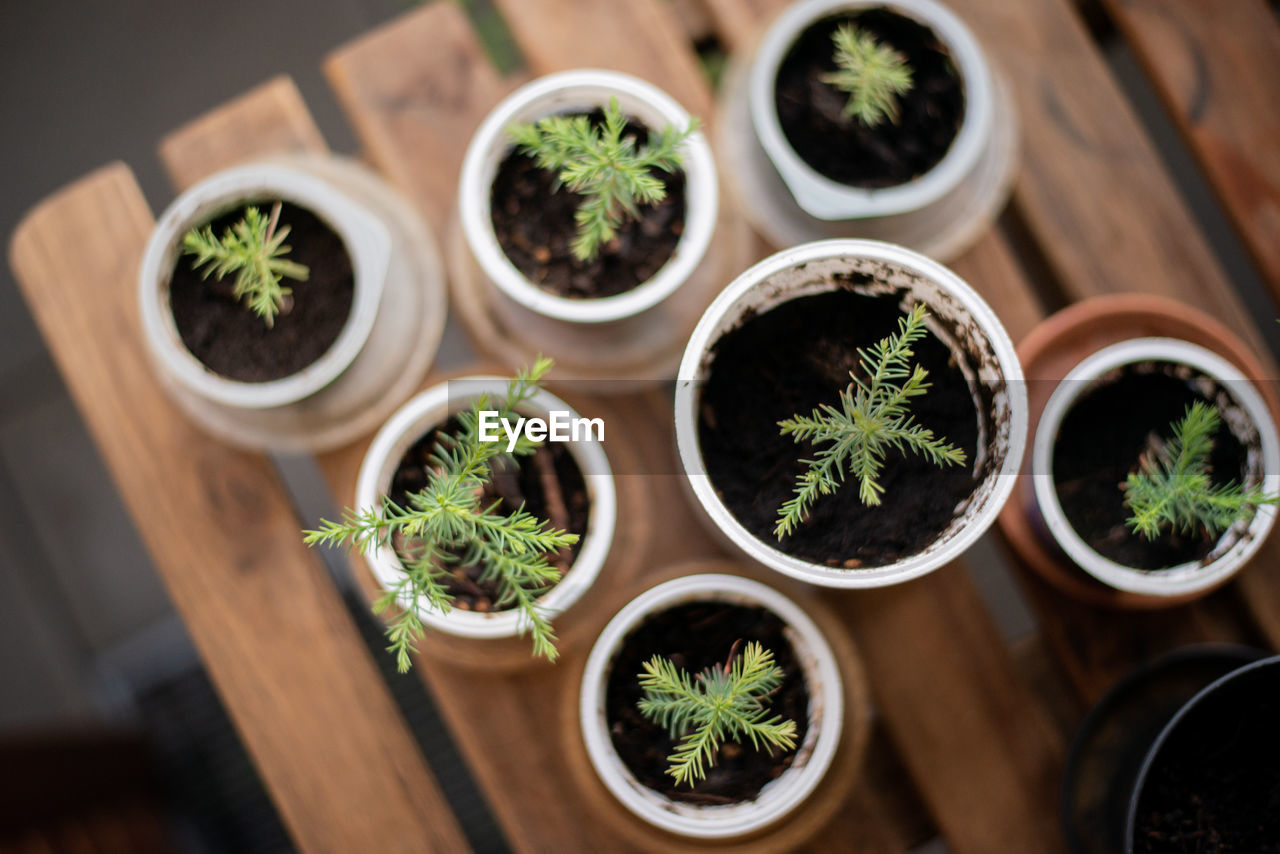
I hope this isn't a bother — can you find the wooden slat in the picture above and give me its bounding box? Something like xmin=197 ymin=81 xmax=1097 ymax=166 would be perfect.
xmin=7 ymin=165 xmax=469 ymax=854
xmin=837 ymin=567 xmax=1066 ymax=853
xmin=158 ymin=76 xmax=327 ymax=188
xmin=491 ymin=0 xmax=714 ymax=118
xmin=948 ymin=0 xmax=1265 ymax=347
xmin=324 ymin=4 xmax=519 ymax=235
xmin=701 ymin=0 xmax=784 ymax=52
xmin=1103 ymin=0 xmax=1280 ymax=304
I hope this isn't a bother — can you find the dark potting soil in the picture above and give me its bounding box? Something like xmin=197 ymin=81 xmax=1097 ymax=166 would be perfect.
xmin=388 ymin=416 xmax=590 ymax=612
xmin=1051 ymin=366 xmax=1249 ymax=570
xmin=774 ymin=9 xmax=965 ymax=188
xmin=698 ymin=289 xmax=979 ymax=567
xmin=169 ymin=202 xmax=354 ymax=383
xmin=605 ymin=601 xmax=810 ymax=804
xmin=1132 ymin=667 xmax=1280 ymax=852
xmin=489 ymin=110 xmax=686 ymax=299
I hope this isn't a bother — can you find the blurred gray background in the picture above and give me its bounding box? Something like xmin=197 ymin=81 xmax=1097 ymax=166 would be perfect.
xmin=0 ymin=0 xmax=431 ymax=732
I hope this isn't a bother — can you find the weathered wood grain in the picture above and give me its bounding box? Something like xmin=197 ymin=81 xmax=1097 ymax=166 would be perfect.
xmin=946 ymin=0 xmax=1262 ymax=343
xmin=492 ymin=0 xmax=714 ymax=118
xmin=1103 ymin=0 xmax=1280 ymax=305
xmin=158 ymin=76 xmax=327 ymax=188
xmin=7 ymin=164 xmax=469 ymax=854
xmin=324 ymin=3 xmax=521 ymax=236
xmin=837 ymin=567 xmax=1066 ymax=853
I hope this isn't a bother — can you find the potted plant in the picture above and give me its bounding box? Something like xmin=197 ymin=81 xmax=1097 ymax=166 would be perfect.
xmin=305 ymin=358 xmax=617 ymax=669
xmin=453 ymin=69 xmax=739 ymax=383
xmin=715 ymin=0 xmax=1017 ymax=258
xmin=1126 ymin=655 xmax=1280 ymax=852
xmin=138 ymin=158 xmax=446 ymax=451
xmin=1060 ymin=644 xmax=1267 ymax=853
xmin=579 ymin=573 xmax=844 ymax=838
xmin=675 ymin=239 xmax=1027 ymax=588
xmin=1030 ymin=337 xmax=1280 ymax=600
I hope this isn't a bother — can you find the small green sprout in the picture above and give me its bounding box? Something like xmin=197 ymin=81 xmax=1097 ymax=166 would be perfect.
xmin=304 ymin=357 xmax=577 ymax=671
xmin=638 ymin=641 xmax=798 ymax=788
xmin=1123 ymin=401 xmax=1277 ymax=540
xmin=774 ymin=304 xmax=967 ymax=539
xmin=182 ymin=201 xmax=308 ymax=328
xmin=508 ymin=96 xmax=697 ymax=262
xmin=821 ymin=23 xmax=914 ymax=127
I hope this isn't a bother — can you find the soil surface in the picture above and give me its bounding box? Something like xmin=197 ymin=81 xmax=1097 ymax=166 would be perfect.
xmin=605 ymin=601 xmax=810 ymax=804
xmin=490 ymin=110 xmax=686 ymax=299
xmin=1132 ymin=665 xmax=1280 ymax=852
xmin=698 ymin=289 xmax=978 ymax=567
xmin=169 ymin=202 xmax=354 ymax=382
xmin=1051 ymin=366 xmax=1248 ymax=570
xmin=388 ymin=416 xmax=590 ymax=612
xmin=774 ymin=9 xmax=965 ymax=188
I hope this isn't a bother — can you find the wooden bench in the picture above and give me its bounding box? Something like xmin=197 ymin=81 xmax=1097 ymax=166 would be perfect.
xmin=9 ymin=0 xmax=1279 ymax=850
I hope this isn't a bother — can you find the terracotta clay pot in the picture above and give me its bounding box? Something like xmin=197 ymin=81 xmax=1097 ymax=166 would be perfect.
xmin=997 ymin=294 xmax=1280 ymax=609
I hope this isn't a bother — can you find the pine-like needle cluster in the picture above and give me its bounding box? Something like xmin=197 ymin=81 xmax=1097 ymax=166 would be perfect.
xmin=1124 ymin=401 xmax=1277 ymax=540
xmin=509 ymin=96 xmax=696 ymax=262
xmin=821 ymin=23 xmax=914 ymax=127
xmin=638 ymin=641 xmax=798 ymax=788
xmin=304 ymin=358 xmax=577 ymax=671
xmin=182 ymin=201 xmax=308 ymax=328
xmin=774 ymin=304 xmax=967 ymax=539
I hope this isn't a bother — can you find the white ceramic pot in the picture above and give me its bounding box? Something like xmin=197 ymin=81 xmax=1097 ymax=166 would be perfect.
xmin=454 ymin=69 xmax=726 ymax=380
xmin=580 ymin=573 xmax=843 ymax=839
xmin=355 ymin=376 xmax=616 ymax=641
xmin=675 ymin=239 xmax=1027 ymax=588
xmin=717 ymin=0 xmax=1017 ymax=259
xmin=138 ymin=157 xmax=446 ymax=452
xmin=1031 ymin=338 xmax=1280 ymax=598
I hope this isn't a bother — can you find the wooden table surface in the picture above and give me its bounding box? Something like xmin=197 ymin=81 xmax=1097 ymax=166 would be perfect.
xmin=9 ymin=0 xmax=1280 ymax=851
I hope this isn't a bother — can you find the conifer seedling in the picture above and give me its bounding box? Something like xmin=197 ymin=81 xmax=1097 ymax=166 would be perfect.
xmin=508 ymin=96 xmax=697 ymax=262
xmin=182 ymin=201 xmax=308 ymax=328
xmin=638 ymin=641 xmax=798 ymax=788
xmin=821 ymin=23 xmax=914 ymax=127
xmin=304 ymin=358 xmax=577 ymax=671
xmin=1123 ymin=401 xmax=1277 ymax=541
xmin=774 ymin=304 xmax=967 ymax=539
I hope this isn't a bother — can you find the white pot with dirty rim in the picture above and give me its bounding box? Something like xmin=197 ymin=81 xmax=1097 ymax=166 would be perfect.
xmin=580 ymin=573 xmax=843 ymax=839
xmin=355 ymin=376 xmax=617 ymax=640
xmin=1031 ymin=338 xmax=1280 ymax=598
xmin=675 ymin=239 xmax=1028 ymax=588
xmin=458 ymin=68 xmax=718 ymax=325
xmin=717 ymin=0 xmax=1017 ymax=258
xmin=138 ymin=157 xmax=447 ymax=452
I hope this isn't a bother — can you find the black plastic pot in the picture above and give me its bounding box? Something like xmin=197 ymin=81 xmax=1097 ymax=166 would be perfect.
xmin=1125 ymin=654 xmax=1280 ymax=852
xmin=1062 ymin=645 xmax=1267 ymax=854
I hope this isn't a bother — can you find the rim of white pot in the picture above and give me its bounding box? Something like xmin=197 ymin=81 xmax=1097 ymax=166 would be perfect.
xmin=749 ymin=0 xmax=994 ymax=221
xmin=458 ymin=68 xmax=719 ymax=325
xmin=1032 ymin=338 xmax=1280 ymax=598
xmin=675 ymin=239 xmax=1026 ymax=588
xmin=139 ymin=163 xmax=390 ymax=409
xmin=580 ymin=573 xmax=843 ymax=839
xmin=354 ymin=376 xmax=617 ymax=639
